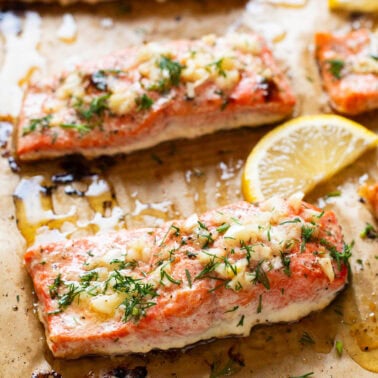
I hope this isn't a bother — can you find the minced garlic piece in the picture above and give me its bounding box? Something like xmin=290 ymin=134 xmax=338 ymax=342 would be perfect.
xmin=352 ymin=57 xmax=378 ymax=75
xmin=150 ymin=261 xmax=174 ymax=286
xmin=215 ymin=258 xmax=248 ymax=279
xmin=126 ymin=236 xmax=151 ymax=262
xmin=137 ymin=42 xmax=172 ymax=64
xmin=224 ymin=223 xmax=261 ymax=245
xmin=108 ymin=90 xmax=138 ymax=115
xmin=182 ymin=214 xmax=199 ymax=233
xmin=228 ymin=33 xmax=262 ymax=55
xmin=202 ymin=34 xmax=217 ymax=46
xmin=85 ymin=248 xmax=124 ymax=270
xmin=181 ymin=65 xmax=209 ymax=83
xmin=56 ymin=72 xmax=84 ymax=100
xmin=318 ymin=257 xmax=335 ymax=282
xmin=287 ymin=192 xmax=305 ymax=212
xmin=139 ymin=60 xmax=162 ymax=82
xmin=197 ymin=248 xmax=225 ymax=264
xmin=90 ymin=293 xmax=125 ymax=315
xmin=252 ymin=244 xmax=273 ymax=260
xmin=227 ymin=270 xmax=254 ymax=291
xmin=215 ymin=69 xmax=240 ymax=90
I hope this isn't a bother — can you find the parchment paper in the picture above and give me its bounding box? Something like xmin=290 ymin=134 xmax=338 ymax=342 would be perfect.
xmin=0 ymin=1 xmax=377 ymax=377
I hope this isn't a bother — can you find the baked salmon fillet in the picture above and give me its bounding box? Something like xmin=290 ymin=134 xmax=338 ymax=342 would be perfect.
xmin=24 ymin=196 xmax=350 ymax=359
xmin=315 ymin=29 xmax=378 ymax=115
xmin=17 ymin=33 xmax=296 ymax=161
xmin=359 ymin=182 xmax=378 ymax=219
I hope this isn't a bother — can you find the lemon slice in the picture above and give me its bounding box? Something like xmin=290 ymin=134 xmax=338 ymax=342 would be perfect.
xmin=329 ymin=0 xmax=378 ymax=12
xmin=242 ymin=114 xmax=378 ymax=202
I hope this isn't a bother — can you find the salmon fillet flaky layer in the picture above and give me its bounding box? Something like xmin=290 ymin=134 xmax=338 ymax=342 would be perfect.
xmin=24 ymin=196 xmax=350 ymax=359
xmin=315 ymin=28 xmax=378 ymax=115
xmin=17 ymin=33 xmax=296 ymax=161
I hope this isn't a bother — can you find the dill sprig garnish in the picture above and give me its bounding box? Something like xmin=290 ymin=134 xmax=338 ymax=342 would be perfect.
xmin=252 ymin=260 xmax=270 ymax=290
xmin=108 ymin=270 xmax=158 ymax=322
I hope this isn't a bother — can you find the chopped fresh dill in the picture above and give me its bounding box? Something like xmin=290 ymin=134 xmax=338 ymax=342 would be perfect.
xmin=240 ymin=241 xmax=253 ymax=264
xmin=237 ymin=315 xmax=245 ymax=327
xmin=216 ymin=223 xmax=230 ymax=233
xmin=207 ymin=58 xmax=227 ymax=77
xmin=267 ymin=224 xmax=271 ymax=242
xmin=22 ymin=114 xmax=52 ymax=136
xmin=280 ymin=252 xmax=291 ymax=276
xmin=300 ymin=225 xmax=316 ymax=252
xmin=80 ymin=271 xmax=99 ymax=288
xmin=209 ymin=355 xmax=243 ymax=378
xmin=195 ymin=256 xmax=220 ymax=280
xmin=223 ymin=257 xmax=237 ymax=276
xmin=110 ymin=259 xmax=138 ymax=270
xmin=224 ymin=305 xmax=239 ymax=313
xmin=108 ymin=270 xmax=158 ymax=322
xmin=257 ymin=294 xmax=262 ymax=313
xmin=57 ymin=283 xmax=83 ymax=310
xmin=335 ymin=340 xmax=343 ymax=356
xmin=197 ymin=221 xmax=214 ymax=248
xmin=170 ymin=225 xmax=180 ymax=237
xmin=231 ymin=217 xmax=241 ymax=225
xmin=360 ymin=223 xmax=378 ymax=239
xmin=135 ymin=93 xmax=154 ymax=111
xmin=253 ymin=260 xmax=270 ymax=290
xmin=320 ymin=238 xmax=353 ymax=270
xmin=74 ymin=93 xmax=110 ymax=121
xmin=198 ymin=220 xmax=208 ymax=230
xmin=185 ymin=269 xmax=192 ymax=288
xmin=326 ymin=190 xmax=342 ymax=198
xmin=326 ymin=59 xmax=344 ymax=79
xmin=151 ymin=153 xmax=163 ymax=165
xmin=160 ymin=268 xmax=182 ymax=285
xmin=60 ymin=122 xmax=91 ymax=135
xmin=279 ymin=218 xmax=301 ymax=225
xmin=315 ymin=210 xmax=325 ymax=219
xmin=48 ymin=273 xmax=62 ymax=299
xmin=289 ymin=373 xmax=314 ymax=378
xmin=150 ymin=55 xmax=183 ymax=92
xmin=299 ymin=331 xmax=315 ymax=345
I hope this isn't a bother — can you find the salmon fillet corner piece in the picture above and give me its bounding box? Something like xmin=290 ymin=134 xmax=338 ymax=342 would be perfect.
xmin=24 ymin=196 xmax=350 ymax=359
xmin=17 ymin=32 xmax=296 ymax=161
xmin=315 ymin=28 xmax=378 ymax=115
xmin=359 ymin=182 xmax=378 ymax=219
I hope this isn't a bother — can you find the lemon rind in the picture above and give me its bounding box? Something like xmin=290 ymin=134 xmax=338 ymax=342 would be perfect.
xmin=242 ymin=114 xmax=378 ymax=202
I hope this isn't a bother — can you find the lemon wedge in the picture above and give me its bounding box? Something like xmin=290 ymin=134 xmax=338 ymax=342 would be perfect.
xmin=329 ymin=0 xmax=378 ymax=12
xmin=242 ymin=114 xmax=378 ymax=202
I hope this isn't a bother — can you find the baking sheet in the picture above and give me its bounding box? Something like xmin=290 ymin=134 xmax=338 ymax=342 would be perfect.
xmin=0 ymin=0 xmax=377 ymax=377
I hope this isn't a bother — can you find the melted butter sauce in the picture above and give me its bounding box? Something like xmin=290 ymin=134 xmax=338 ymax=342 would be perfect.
xmin=14 ymin=164 xmax=125 ymax=247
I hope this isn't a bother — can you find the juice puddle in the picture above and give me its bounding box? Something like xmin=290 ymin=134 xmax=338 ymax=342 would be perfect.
xmin=13 ymin=168 xmax=124 ymax=247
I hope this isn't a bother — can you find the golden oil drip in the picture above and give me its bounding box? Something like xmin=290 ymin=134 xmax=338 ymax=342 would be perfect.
xmin=13 ymin=173 xmax=125 ymax=247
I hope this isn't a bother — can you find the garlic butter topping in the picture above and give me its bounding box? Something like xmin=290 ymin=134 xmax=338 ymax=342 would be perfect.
xmin=21 ymin=33 xmax=270 ymax=137
xmin=326 ymin=31 xmax=378 ymax=78
xmin=41 ymin=196 xmax=350 ymax=322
